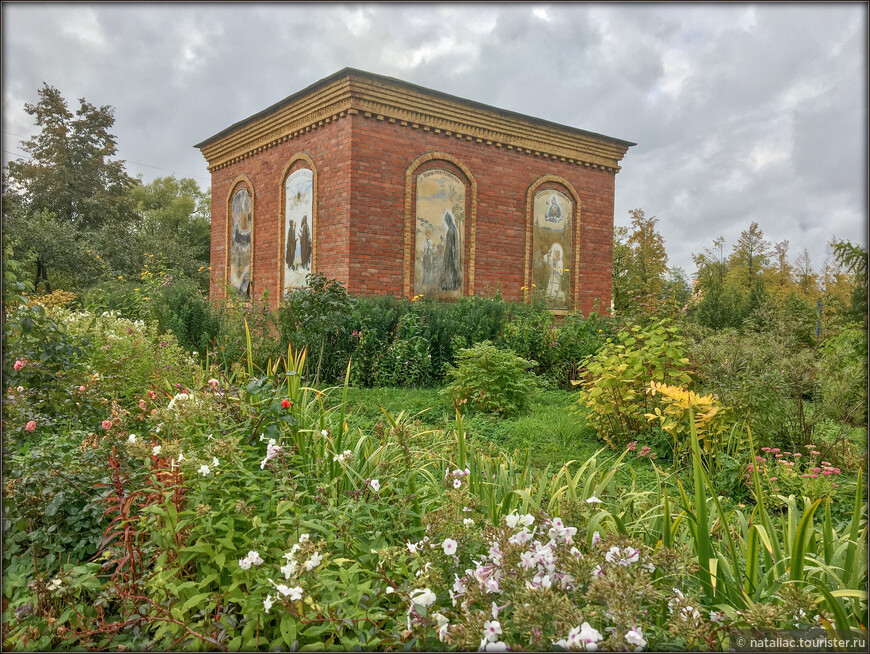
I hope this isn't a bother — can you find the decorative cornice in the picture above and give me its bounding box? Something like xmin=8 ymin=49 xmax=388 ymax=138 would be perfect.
xmin=196 ymin=69 xmax=634 ymax=173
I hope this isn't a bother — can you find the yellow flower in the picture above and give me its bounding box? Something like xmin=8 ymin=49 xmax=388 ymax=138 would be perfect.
xmin=134 ymin=288 xmax=140 ymax=292
xmin=198 ymin=266 xmax=204 ymax=272
xmin=117 ymin=276 xmax=123 ymax=280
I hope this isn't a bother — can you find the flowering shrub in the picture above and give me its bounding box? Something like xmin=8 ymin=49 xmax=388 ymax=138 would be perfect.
xmin=747 ymin=444 xmax=848 ymax=506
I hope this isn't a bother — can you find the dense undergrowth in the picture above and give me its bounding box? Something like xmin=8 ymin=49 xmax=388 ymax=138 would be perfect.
xmin=2 ymin=263 xmax=867 ymax=651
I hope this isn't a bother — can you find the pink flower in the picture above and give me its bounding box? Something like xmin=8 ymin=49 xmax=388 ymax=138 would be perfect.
xmin=833 ymin=468 xmax=841 ymax=474
xmin=281 ymin=399 xmax=292 ymax=409
xmin=810 ymin=474 xmax=819 ymax=479
xmin=832 ymin=484 xmax=839 ymax=488
xmin=810 ymin=451 xmax=821 ymax=456
xmin=769 ymin=477 xmax=778 ymax=482
xmin=821 ymin=470 xmax=832 ymax=476
xmin=761 ymin=447 xmax=771 ymax=452
xmin=208 ymin=378 xmax=220 ymax=387
xmin=775 ymin=454 xmax=783 ymax=459
xmin=101 ymin=420 xmax=113 ymax=430
xmin=639 ymin=446 xmax=651 ymax=457
xmin=627 ymin=441 xmax=637 ymax=452
xmin=770 ymin=448 xmax=781 ymax=454
xmin=821 ymin=461 xmax=832 ymax=466
xmin=802 ymin=474 xmax=811 ymax=478
xmin=25 ymin=420 xmax=36 ymax=432
xmin=139 ymin=400 xmax=147 ymax=411
xmin=793 ymin=453 xmax=802 ymax=458
xmin=79 ymin=385 xmax=86 ymax=392
xmin=13 ymin=360 xmax=24 ymax=371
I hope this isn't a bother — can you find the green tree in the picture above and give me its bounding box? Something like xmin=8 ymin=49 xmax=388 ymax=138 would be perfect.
xmin=3 ymin=84 xmax=137 ymax=291
xmin=831 ymin=239 xmax=868 ymax=324
xmin=727 ymin=221 xmax=770 ymax=289
xmin=612 ymin=209 xmax=669 ymax=317
xmin=130 ymin=175 xmax=211 ymax=285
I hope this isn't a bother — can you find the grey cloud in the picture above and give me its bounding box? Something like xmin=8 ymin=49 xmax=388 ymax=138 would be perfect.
xmin=2 ymin=2 xmax=865 ymax=274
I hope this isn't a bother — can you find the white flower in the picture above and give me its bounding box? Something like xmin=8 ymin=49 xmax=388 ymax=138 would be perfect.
xmin=519 ymin=551 xmax=536 ymax=570
xmin=152 ymin=445 xmax=162 ymax=456
xmin=508 ymin=529 xmax=532 ymax=546
xmin=434 ymin=612 xmax=450 ymax=642
xmin=246 ymin=550 xmax=263 ymax=566
xmin=463 ymin=518 xmax=475 ymax=526
xmin=127 ymin=434 xmax=137 ymax=444
xmin=409 ymin=587 xmax=437 ymax=609
xmin=625 ymin=626 xmax=647 ymax=650
xmin=519 ymin=513 xmax=534 ymax=527
xmin=605 ymin=546 xmax=621 ymax=563
xmin=452 ymin=575 xmax=467 ymax=595
xmin=454 ymin=478 xmax=462 ymax=489
xmin=442 ymin=538 xmax=458 ymax=556
xmin=591 ymin=564 xmax=602 ymax=578
xmin=177 ymin=451 xmax=185 ymax=462
xmin=198 ymin=464 xmax=211 ymax=476
xmin=299 ymin=533 xmax=310 ymax=543
xmin=479 ymin=638 xmax=509 ymax=651
xmin=407 ymin=541 xmax=420 ymax=554
xmin=591 ymin=530 xmax=602 ymax=546
xmin=287 ymin=586 xmax=303 ymax=601
xmin=305 ymin=553 xmax=322 ymax=571
xmin=260 ymin=440 xmax=283 ymax=469
xmin=505 ymin=512 xmax=520 ymax=529
xmin=710 ymin=610 xmax=725 ymax=625
xmin=369 ymin=479 xmax=381 ymax=493
xmin=321 ymin=429 xmax=328 ymax=437
xmin=238 ymin=557 xmax=252 ymax=570
xmin=642 ymin=562 xmax=656 ymax=573
xmin=483 ymin=620 xmax=502 ymax=642
xmin=47 ymin=578 xmax=63 ymax=591
xmin=281 ymin=560 xmax=298 ymax=579
xmin=212 ymin=456 xmax=219 ymax=467
xmin=263 ymin=594 xmax=274 ymax=613
xmin=586 ymin=495 xmax=603 ymax=504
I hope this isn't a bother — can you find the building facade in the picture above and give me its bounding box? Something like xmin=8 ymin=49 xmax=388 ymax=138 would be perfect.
xmin=196 ymin=68 xmax=633 ymax=314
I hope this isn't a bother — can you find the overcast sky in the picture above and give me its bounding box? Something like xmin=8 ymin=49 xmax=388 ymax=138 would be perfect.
xmin=2 ymin=2 xmax=867 ymax=276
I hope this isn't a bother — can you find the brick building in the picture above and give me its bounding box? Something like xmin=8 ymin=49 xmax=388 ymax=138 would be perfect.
xmin=195 ymin=68 xmax=633 ymax=314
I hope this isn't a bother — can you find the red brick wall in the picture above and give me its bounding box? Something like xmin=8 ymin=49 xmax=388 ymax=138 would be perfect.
xmin=348 ymin=113 xmax=615 ymax=315
xmin=209 ymin=117 xmax=353 ymax=308
xmin=209 ymin=112 xmax=615 ymax=315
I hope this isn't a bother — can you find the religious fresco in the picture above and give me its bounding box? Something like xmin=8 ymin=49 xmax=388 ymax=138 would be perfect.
xmin=283 ymin=168 xmax=314 ymax=294
xmin=531 ymin=189 xmax=572 ymax=308
xmin=229 ymin=187 xmax=253 ymax=299
xmin=414 ymin=169 xmax=465 ymax=300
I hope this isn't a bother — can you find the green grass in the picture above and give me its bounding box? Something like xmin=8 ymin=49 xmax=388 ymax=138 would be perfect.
xmin=324 ymin=385 xmax=665 ymax=489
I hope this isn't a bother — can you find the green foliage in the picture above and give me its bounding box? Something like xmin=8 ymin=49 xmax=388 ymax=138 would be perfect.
xmin=443 ymin=342 xmax=540 ymax=415
xmin=149 ymin=276 xmax=220 ymax=356
xmin=577 ymin=319 xmax=692 ymax=449
xmin=278 ymin=273 xmax=355 ymax=384
xmin=372 ymin=312 xmax=433 ymax=387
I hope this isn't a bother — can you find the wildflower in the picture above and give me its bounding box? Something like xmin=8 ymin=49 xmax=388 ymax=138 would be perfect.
xmin=321 ymin=429 xmax=328 ymax=437
xmin=299 ymin=533 xmax=310 ymax=543
xmin=519 ymin=513 xmax=534 ymax=527
xmin=304 ymin=553 xmax=322 ymax=571
xmin=442 ymin=538 xmax=458 ymax=556
xmin=483 ymin=620 xmax=502 ymax=642
xmin=263 ymin=594 xmax=274 ymax=613
xmin=46 ymin=578 xmax=63 ymax=591
xmin=213 ymin=456 xmax=219 ymax=467
xmin=454 ymin=478 xmax=462 ymax=489
xmin=152 ymin=445 xmax=162 ymax=456
xmin=586 ymin=495 xmax=603 ymax=504
xmin=260 ymin=439 xmax=283 ymax=469
xmin=409 ymin=587 xmax=437 ymax=609
xmin=281 ymin=399 xmax=291 ymax=409
xmin=638 ymin=446 xmax=651 ymax=457
xmin=198 ymin=464 xmax=211 ymax=476
xmin=246 ymin=551 xmax=264 ymax=566
xmin=508 ymin=529 xmax=532 ymax=546
xmin=463 ymin=518 xmax=475 ymax=527
xmin=434 ymin=612 xmax=450 ymax=642
xmin=505 ymin=512 xmax=520 ymax=528
xmin=627 ymin=440 xmax=637 ymax=451
xmin=625 ymin=625 xmax=647 ymax=650
xmin=25 ymin=420 xmax=36 ymax=432
xmin=769 ymin=477 xmax=778 ymax=481
xmin=128 ymin=434 xmax=137 ymax=443
xmin=208 ymin=378 xmax=219 ymax=387
xmin=238 ymin=557 xmax=252 ymax=570
xmin=709 ymin=610 xmax=726 ymax=624
xmin=592 ymin=530 xmax=602 ymax=545
xmin=13 ymin=360 xmax=24 ymax=371
xmin=277 ymin=584 xmax=304 ymax=600
xmin=369 ymin=479 xmax=381 ymax=493
xmin=101 ymin=419 xmax=113 ymax=430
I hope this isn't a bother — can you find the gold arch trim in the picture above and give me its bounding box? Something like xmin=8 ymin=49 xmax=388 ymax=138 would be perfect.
xmin=403 ymin=151 xmax=477 ymax=298
xmin=278 ymin=153 xmax=319 ymax=297
xmin=225 ymin=174 xmax=255 ymax=293
xmin=524 ymin=175 xmax=582 ymax=310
